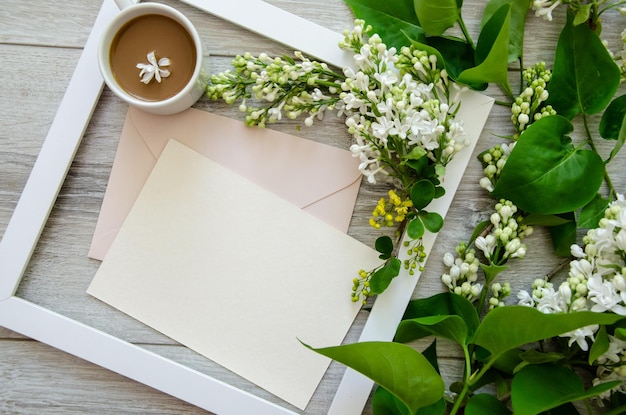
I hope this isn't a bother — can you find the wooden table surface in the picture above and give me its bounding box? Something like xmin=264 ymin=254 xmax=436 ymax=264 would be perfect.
xmin=1 ymin=1 xmax=625 ymax=414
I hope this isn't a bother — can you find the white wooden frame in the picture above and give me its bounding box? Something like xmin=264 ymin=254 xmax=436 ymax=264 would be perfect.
xmin=0 ymin=0 xmax=488 ymax=414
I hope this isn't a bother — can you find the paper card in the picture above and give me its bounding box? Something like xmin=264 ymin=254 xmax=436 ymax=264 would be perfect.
xmin=87 ymin=139 xmax=381 ymax=410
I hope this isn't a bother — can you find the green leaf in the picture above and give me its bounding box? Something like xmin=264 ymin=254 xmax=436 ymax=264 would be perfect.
xmin=466 ymin=393 xmax=511 ymax=415
xmin=600 ymin=95 xmax=626 ymax=162
xmin=578 ymin=193 xmax=609 ymax=229
xmin=372 ymin=385 xmax=447 ymax=415
xmin=407 ymin=217 xmax=425 ymax=239
xmin=615 ymin=327 xmax=626 ymax=343
xmin=480 ymin=263 xmax=509 ymax=285
xmin=414 ymin=398 xmax=446 ymax=415
xmin=370 ymin=258 xmax=402 ymax=294
xmin=395 ymin=315 xmax=469 ymax=345
xmin=549 ymin=220 xmax=577 ymax=257
xmin=304 ymin=341 xmax=445 ymax=413
xmin=372 ymin=386 xmax=411 ymax=415
xmin=407 ymin=146 xmax=428 ymax=160
xmin=511 ymin=364 xmax=620 ymax=415
xmin=573 ymin=3 xmax=592 ymax=26
xmin=407 ymin=154 xmax=436 ymax=176
xmin=412 ymin=37 xmax=485 ymax=89
xmin=375 ymin=236 xmax=395 ymax=259
xmin=434 ymin=185 xmax=445 ymax=199
xmin=421 ymin=340 xmax=440 ymax=373
xmin=491 ymin=348 xmax=523 ymax=374
xmin=491 ymin=115 xmax=605 ymax=214
xmin=344 ymin=0 xmax=426 ymax=50
xmin=472 ymin=306 xmax=625 ymax=361
xmin=518 ymin=349 xmax=566 ymax=366
xmin=413 ymin=0 xmax=459 ymax=36
xmin=421 ymin=211 xmax=444 ymax=233
xmin=411 ymin=179 xmax=436 ymax=210
xmin=547 ymin=13 xmax=620 ymax=119
xmin=589 ymin=325 xmax=609 ymax=365
xmin=456 ymin=4 xmax=511 ymax=94
xmin=481 ymin=0 xmax=530 ymax=62
xmin=468 ymin=219 xmax=491 ymax=246
xmin=600 ymin=95 xmax=626 ymax=139
xmin=402 ymin=292 xmax=480 ymax=338
xmin=522 ymin=213 xmax=572 ymax=227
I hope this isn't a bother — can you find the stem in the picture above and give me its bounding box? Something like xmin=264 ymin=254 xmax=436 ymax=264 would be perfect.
xmin=457 ymin=16 xmax=475 ymax=49
xmin=449 ymin=381 xmax=470 ymax=415
xmin=450 ymin=357 xmax=499 ymax=415
xmin=545 ymin=257 xmax=572 ymax=281
xmin=448 ymin=346 xmax=475 ymax=414
xmin=599 ymin=0 xmax=626 ymax=16
xmin=494 ymin=99 xmax=513 ymax=107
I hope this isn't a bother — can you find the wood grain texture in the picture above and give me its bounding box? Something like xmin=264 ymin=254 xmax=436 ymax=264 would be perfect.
xmin=1 ymin=1 xmax=625 ymax=414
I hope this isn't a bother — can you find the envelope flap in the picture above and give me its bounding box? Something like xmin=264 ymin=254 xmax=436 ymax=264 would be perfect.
xmin=128 ymin=107 xmax=362 ymax=209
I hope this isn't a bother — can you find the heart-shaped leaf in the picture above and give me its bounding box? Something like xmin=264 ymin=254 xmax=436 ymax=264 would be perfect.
xmin=547 ymin=12 xmax=620 ymax=119
xmin=491 ymin=115 xmax=605 ymax=214
xmin=304 ymin=341 xmax=445 ymax=414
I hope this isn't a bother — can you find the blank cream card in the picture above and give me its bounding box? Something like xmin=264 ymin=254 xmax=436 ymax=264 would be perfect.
xmin=87 ymin=139 xmax=381 ymax=410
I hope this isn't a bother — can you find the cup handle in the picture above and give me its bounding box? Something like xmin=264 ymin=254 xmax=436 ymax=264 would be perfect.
xmin=113 ymin=0 xmax=139 ymax=10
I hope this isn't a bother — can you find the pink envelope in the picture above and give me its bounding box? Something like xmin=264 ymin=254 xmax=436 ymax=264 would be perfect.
xmin=88 ymin=106 xmax=362 ymax=260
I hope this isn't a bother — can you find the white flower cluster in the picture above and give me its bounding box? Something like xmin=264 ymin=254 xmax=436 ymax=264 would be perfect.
xmin=441 ymin=200 xmax=530 ymax=304
xmin=339 ymin=22 xmax=468 ymax=184
xmin=480 ymin=63 xmax=555 ymax=192
xmin=442 ymin=244 xmax=482 ymax=302
xmin=474 ymin=200 xmax=532 ymax=262
xmin=517 ymin=195 xmax=626 ymax=398
xmin=479 ymin=142 xmax=515 ymax=192
xmin=207 ymin=51 xmax=343 ymax=127
xmin=207 ymin=20 xmax=468 ymax=187
xmin=510 ymin=63 xmax=556 ymax=137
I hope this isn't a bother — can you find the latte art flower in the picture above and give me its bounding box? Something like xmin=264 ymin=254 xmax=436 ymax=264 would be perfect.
xmin=136 ymin=51 xmax=171 ymax=84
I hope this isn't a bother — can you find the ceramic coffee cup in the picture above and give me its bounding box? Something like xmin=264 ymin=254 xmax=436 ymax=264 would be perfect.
xmin=98 ymin=3 xmax=207 ymax=115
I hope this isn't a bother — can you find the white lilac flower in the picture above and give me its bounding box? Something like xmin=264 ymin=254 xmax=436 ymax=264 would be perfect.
xmin=535 ymin=286 xmax=565 ymax=314
xmin=587 ymin=274 xmax=626 ymax=315
xmin=136 ymin=51 xmax=171 ymax=84
xmin=597 ymin=335 xmax=626 ymax=364
xmin=532 ymin=0 xmax=562 ymax=22
xmin=593 ymin=366 xmax=626 ymax=403
xmin=475 ymin=235 xmax=497 ymax=259
xmin=559 ymin=325 xmax=599 ymax=351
